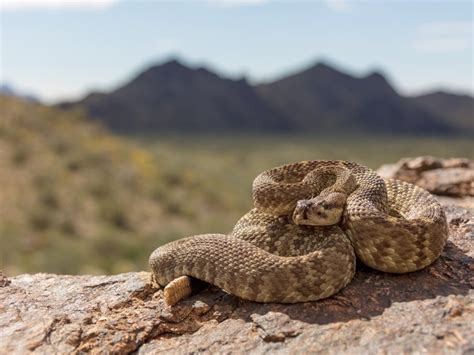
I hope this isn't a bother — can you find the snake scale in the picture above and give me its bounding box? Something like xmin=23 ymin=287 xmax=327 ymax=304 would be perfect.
xmin=149 ymin=160 xmax=448 ymax=304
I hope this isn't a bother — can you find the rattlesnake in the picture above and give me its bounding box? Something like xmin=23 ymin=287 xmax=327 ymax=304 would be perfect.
xmin=149 ymin=160 xmax=448 ymax=304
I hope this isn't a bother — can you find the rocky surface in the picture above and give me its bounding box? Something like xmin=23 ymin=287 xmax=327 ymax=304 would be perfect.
xmin=378 ymin=156 xmax=474 ymax=198
xmin=1 ymin=158 xmax=474 ymax=354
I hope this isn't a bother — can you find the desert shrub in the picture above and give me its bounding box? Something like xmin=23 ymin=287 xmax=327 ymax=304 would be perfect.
xmin=11 ymin=146 xmax=29 ymax=165
xmin=29 ymin=211 xmax=52 ymax=231
xmin=39 ymin=190 xmax=60 ymax=209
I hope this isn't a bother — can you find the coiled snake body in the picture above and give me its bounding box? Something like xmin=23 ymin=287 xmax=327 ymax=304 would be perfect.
xmin=150 ymin=160 xmax=448 ymax=304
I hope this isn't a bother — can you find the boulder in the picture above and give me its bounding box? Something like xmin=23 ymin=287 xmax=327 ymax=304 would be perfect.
xmin=378 ymin=156 xmax=474 ymax=198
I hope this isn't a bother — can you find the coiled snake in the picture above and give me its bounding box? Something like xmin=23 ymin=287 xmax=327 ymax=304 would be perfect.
xmin=149 ymin=160 xmax=448 ymax=304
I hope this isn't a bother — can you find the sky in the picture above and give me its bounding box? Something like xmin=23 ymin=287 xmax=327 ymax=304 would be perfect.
xmin=0 ymin=0 xmax=472 ymax=103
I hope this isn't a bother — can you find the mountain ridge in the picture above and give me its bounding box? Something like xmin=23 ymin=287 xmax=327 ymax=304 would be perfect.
xmin=59 ymin=59 xmax=292 ymax=133
xmin=0 ymin=83 xmax=39 ymax=103
xmin=58 ymin=59 xmax=472 ymax=135
xmin=409 ymin=90 xmax=473 ymax=132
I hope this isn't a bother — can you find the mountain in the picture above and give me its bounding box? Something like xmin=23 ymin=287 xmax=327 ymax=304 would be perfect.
xmin=410 ymin=91 xmax=473 ymax=133
xmin=58 ymin=59 xmax=467 ymax=135
xmin=257 ymin=62 xmax=454 ymax=135
xmin=0 ymin=83 xmax=39 ymax=102
xmin=0 ymin=83 xmax=15 ymax=96
xmin=59 ymin=60 xmax=292 ymax=133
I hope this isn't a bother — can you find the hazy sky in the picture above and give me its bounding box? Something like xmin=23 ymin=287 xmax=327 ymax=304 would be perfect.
xmin=1 ymin=0 xmax=472 ymax=103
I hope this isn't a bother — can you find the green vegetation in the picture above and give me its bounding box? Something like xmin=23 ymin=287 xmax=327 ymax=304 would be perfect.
xmin=135 ymin=133 xmax=473 ymax=232
xmin=1 ymin=96 xmax=472 ymax=275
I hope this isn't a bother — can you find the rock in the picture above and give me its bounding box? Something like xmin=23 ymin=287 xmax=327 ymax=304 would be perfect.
xmin=251 ymin=312 xmax=304 ymax=342
xmin=436 ymin=196 xmax=474 ymax=209
xmin=0 ymin=272 xmax=10 ymax=287
xmin=420 ymin=168 xmax=474 ymax=197
xmin=378 ymin=156 xmax=474 ymax=198
xmin=1 ymin=204 xmax=473 ymax=354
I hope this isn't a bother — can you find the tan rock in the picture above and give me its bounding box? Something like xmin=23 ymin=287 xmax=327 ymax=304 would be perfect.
xmin=378 ymin=156 xmax=474 ymax=199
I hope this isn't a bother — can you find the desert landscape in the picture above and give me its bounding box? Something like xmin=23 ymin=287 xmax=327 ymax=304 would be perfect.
xmin=1 ymin=0 xmax=473 ymax=353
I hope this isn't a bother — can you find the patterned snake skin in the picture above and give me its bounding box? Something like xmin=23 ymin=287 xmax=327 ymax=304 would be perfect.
xmin=149 ymin=160 xmax=448 ymax=303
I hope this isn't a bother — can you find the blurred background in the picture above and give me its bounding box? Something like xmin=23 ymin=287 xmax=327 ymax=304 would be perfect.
xmin=1 ymin=0 xmax=473 ymax=275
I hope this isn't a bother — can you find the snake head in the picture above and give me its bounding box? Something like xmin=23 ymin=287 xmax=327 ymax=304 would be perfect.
xmin=292 ymin=192 xmax=346 ymax=226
